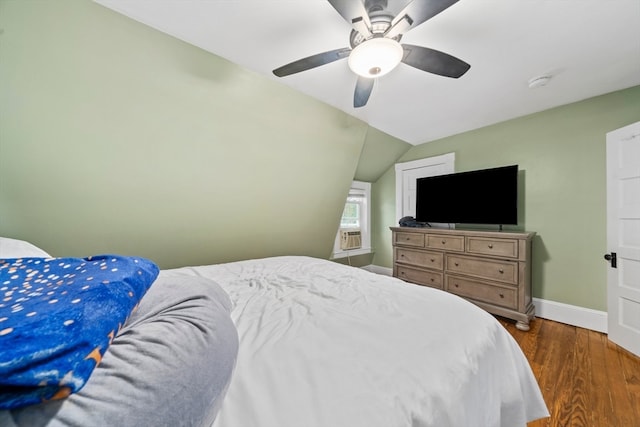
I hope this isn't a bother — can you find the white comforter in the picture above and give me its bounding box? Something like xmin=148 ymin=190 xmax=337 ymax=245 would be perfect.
xmin=168 ymin=256 xmax=548 ymax=427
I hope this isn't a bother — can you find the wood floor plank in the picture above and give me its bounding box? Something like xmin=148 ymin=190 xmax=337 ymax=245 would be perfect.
xmin=618 ymin=345 xmax=640 ymax=424
xmin=545 ymin=321 xmax=577 ymax=427
xmin=501 ymin=318 xmax=640 ymax=427
xmin=514 ymin=317 xmax=542 ymax=360
xmin=605 ymin=339 xmax=638 ymax=427
xmin=567 ymin=327 xmax=590 ymax=426
xmin=530 ymin=320 xmax=569 ymax=427
xmin=587 ymin=330 xmax=616 ymax=427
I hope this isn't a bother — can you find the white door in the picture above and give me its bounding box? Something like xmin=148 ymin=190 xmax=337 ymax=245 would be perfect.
xmin=395 ymin=153 xmax=455 ymax=221
xmin=606 ymin=121 xmax=640 ymax=357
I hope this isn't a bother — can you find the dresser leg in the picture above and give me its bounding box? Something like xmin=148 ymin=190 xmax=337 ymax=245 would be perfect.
xmin=515 ymin=320 xmax=530 ymax=331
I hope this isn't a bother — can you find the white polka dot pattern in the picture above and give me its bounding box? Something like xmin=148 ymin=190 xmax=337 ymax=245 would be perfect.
xmin=0 ymin=254 xmax=159 ymax=409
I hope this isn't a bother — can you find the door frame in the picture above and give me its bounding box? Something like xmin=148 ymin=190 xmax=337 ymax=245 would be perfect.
xmin=394 ymin=152 xmax=455 ymax=222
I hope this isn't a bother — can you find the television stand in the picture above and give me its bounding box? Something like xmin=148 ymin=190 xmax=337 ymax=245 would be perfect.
xmin=391 ymin=227 xmax=535 ymax=330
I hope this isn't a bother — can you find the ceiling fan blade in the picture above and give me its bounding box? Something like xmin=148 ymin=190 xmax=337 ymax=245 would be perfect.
xmin=391 ymin=0 xmax=459 ymax=33
xmin=327 ymin=0 xmax=372 ymax=36
xmin=354 ymin=76 xmax=375 ymax=108
xmin=401 ymin=44 xmax=470 ymax=78
xmin=273 ymin=47 xmax=351 ymax=77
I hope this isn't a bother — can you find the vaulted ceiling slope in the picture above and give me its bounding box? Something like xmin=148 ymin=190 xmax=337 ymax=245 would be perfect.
xmin=94 ymin=0 xmax=640 ymax=145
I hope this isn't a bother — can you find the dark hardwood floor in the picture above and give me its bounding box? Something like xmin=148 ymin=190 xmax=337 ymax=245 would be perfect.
xmin=498 ymin=317 xmax=640 ymax=427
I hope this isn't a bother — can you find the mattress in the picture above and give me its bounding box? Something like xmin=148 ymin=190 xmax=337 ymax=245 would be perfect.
xmin=167 ymin=255 xmax=549 ymax=427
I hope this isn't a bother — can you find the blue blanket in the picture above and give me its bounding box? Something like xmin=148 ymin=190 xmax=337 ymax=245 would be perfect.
xmin=0 ymin=255 xmax=159 ymax=409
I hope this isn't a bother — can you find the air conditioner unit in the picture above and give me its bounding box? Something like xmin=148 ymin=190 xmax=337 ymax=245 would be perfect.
xmin=340 ymin=230 xmax=362 ymax=250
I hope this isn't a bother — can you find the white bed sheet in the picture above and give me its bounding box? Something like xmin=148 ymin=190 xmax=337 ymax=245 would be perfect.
xmin=167 ymin=256 xmax=548 ymax=427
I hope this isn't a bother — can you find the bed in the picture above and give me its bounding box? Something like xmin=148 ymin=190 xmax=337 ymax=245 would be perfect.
xmin=0 ymin=237 xmax=549 ymax=426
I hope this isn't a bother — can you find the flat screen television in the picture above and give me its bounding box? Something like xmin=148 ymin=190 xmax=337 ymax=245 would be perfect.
xmin=415 ymin=165 xmax=518 ymax=226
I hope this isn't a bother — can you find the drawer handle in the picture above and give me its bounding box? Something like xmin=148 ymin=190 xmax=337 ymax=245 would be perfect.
xmin=430 ymin=258 xmax=435 ymax=262
xmin=406 ymin=237 xmax=410 ymax=241
xmin=488 ymin=244 xmax=493 ymax=249
xmin=499 ymin=293 xmax=504 ymax=298
xmin=454 ymin=262 xmax=459 ymax=267
xmin=498 ymin=269 xmax=504 ymax=274
xmin=454 ymin=283 xmax=459 ymax=288
xmin=400 ymin=254 xmax=405 ymax=257
xmin=441 ymin=240 xmax=446 ymax=244
xmin=430 ymin=278 xmax=434 ymax=282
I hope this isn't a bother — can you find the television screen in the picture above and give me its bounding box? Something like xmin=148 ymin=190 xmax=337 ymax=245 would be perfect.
xmin=415 ymin=165 xmax=518 ymax=226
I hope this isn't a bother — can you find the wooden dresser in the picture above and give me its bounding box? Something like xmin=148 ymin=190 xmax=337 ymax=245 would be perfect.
xmin=391 ymin=227 xmax=536 ymax=331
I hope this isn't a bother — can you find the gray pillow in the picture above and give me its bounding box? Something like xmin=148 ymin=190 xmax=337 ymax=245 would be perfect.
xmin=1 ymin=272 xmax=239 ymax=427
xmin=0 ymin=237 xmax=51 ymax=258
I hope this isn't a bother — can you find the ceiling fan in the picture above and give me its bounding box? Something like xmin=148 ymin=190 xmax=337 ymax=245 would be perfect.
xmin=272 ymin=0 xmax=470 ymax=108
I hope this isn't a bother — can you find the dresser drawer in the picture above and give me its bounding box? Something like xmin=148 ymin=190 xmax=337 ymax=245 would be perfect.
xmin=466 ymin=237 xmax=519 ymax=259
xmin=426 ymin=235 xmax=465 ymax=252
xmin=394 ymin=232 xmax=425 ymax=248
xmin=445 ymin=275 xmax=518 ymax=309
xmin=395 ymin=248 xmax=443 ymax=270
xmin=396 ymin=266 xmax=443 ymax=289
xmin=446 ymin=254 xmax=518 ymax=284
xmin=391 ymin=227 xmax=535 ymax=330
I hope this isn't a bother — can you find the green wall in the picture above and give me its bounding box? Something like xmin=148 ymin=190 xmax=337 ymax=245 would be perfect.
xmin=354 ymin=127 xmax=411 ymax=183
xmin=372 ymin=86 xmax=640 ymax=311
xmin=334 ymin=127 xmax=410 ymax=268
xmin=0 ymin=0 xmax=373 ymax=268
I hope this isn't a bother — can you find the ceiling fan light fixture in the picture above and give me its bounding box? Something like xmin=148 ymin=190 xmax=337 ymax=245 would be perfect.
xmin=348 ymin=37 xmax=403 ymax=78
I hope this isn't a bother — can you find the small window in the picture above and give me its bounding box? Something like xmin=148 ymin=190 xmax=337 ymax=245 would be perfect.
xmin=333 ymin=181 xmax=371 ymax=258
xmin=340 ymin=197 xmax=361 ymax=228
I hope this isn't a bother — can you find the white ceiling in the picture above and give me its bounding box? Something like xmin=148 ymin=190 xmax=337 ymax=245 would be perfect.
xmin=95 ymin=0 xmax=640 ymax=145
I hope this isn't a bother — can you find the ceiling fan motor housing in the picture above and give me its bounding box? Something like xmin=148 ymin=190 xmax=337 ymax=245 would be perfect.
xmin=349 ymin=12 xmax=399 ymax=49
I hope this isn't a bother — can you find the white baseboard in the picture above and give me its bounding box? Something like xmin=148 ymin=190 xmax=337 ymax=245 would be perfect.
xmin=533 ymin=297 xmax=607 ymax=333
xmin=364 ymin=265 xmax=608 ymax=333
xmin=363 ymin=264 xmax=393 ymax=276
